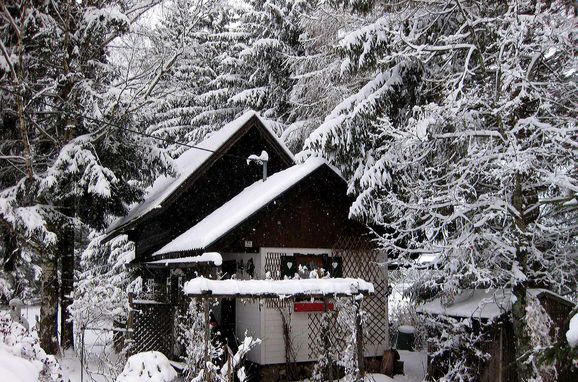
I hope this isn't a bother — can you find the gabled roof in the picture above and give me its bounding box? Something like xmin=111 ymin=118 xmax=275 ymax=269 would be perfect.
xmin=152 ymin=157 xmax=343 ymax=256
xmin=108 ymin=111 xmax=294 ymax=235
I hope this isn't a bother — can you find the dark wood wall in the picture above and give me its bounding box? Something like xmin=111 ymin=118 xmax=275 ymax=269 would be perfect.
xmin=211 ymin=165 xmax=369 ymax=252
xmin=129 ymin=121 xmax=293 ymax=259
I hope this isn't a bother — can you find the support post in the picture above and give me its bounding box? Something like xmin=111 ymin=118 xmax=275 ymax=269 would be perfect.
xmin=382 ymin=250 xmax=390 ymax=350
xmin=203 ymin=298 xmax=210 ymax=378
xmin=127 ymin=292 xmax=134 ymax=355
xmin=355 ymin=297 xmax=365 ymax=381
xmin=323 ymin=298 xmax=333 ymax=382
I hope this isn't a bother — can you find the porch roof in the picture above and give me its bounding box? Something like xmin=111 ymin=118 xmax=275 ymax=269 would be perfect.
xmin=183 ymin=276 xmax=374 ymax=299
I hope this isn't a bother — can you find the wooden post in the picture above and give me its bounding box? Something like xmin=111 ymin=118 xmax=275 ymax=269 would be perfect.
xmin=127 ymin=292 xmax=134 ymax=355
xmin=382 ymin=250 xmax=390 ymax=350
xmin=323 ymin=298 xmax=333 ymax=382
xmin=355 ymin=297 xmax=365 ymax=381
xmin=203 ymin=298 xmax=210 ymax=379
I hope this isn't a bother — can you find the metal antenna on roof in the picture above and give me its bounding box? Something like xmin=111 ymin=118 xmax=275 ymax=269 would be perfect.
xmin=247 ymin=150 xmax=269 ymax=181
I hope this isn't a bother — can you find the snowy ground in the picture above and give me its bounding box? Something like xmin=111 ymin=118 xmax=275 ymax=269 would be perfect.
xmin=18 ymin=305 xmax=122 ymax=382
xmin=14 ymin=304 xmax=426 ymax=382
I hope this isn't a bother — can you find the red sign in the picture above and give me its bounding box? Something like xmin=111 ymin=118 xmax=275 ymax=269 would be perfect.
xmin=294 ymin=302 xmax=334 ymax=313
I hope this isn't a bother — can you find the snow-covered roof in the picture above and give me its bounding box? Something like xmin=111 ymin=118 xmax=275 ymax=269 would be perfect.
xmin=183 ymin=276 xmax=374 ymax=297
xmin=417 ymin=288 xmax=572 ymax=320
xmin=145 ymin=252 xmax=223 ymax=267
xmin=108 ymin=111 xmax=294 ymax=233
xmin=152 ymin=157 xmax=339 ymax=256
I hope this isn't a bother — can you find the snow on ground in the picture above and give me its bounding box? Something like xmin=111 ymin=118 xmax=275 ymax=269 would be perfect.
xmin=297 ymin=351 xmax=426 ymax=382
xmin=8 ymin=304 xmax=122 ymax=382
xmin=0 ymin=343 xmax=43 ymax=382
xmin=398 ymin=350 xmax=427 ymax=381
xmin=300 ymin=373 xmax=418 ymax=382
xmin=11 ymin=304 xmax=426 ymax=382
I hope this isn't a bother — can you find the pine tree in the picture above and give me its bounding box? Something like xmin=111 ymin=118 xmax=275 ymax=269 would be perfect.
xmin=0 ymin=0 xmax=171 ymax=353
xmin=139 ymin=0 xmax=235 ymax=156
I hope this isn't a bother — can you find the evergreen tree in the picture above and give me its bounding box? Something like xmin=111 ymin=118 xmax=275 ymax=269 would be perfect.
xmin=139 ymin=0 xmax=235 ymax=156
xmin=0 ymin=0 xmax=171 ymax=353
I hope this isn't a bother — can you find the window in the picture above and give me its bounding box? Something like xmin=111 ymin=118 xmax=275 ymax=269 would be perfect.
xmin=280 ymin=253 xmax=342 ymax=279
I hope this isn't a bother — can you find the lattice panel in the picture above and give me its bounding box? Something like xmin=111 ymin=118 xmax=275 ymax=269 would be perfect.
xmin=130 ymin=302 xmax=174 ymax=356
xmin=264 ymin=252 xmax=289 ymax=308
xmin=307 ymin=310 xmax=344 ymax=359
xmin=363 ymin=281 xmax=387 ymax=348
xmin=332 ymin=236 xmax=387 ymax=352
xmin=264 ymin=251 xmax=286 ymax=279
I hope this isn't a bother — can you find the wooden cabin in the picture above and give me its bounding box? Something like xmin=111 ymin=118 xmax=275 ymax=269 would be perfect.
xmin=418 ymin=288 xmax=576 ymax=382
xmin=106 ymin=111 xmax=388 ymax=379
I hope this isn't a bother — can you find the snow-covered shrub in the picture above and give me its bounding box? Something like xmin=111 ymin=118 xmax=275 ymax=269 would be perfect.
xmin=177 ymin=299 xmax=213 ymax=380
xmin=568 ymin=311 xmax=578 ymax=349
xmin=525 ymin=295 xmax=557 ymax=381
xmin=116 ymin=351 xmax=177 ymax=382
xmin=177 ymin=299 xmax=260 ymax=382
xmin=0 ymin=312 xmax=62 ymax=381
xmin=311 ymin=309 xmax=334 ymax=381
xmin=219 ymin=334 xmax=261 ymax=382
xmin=70 ymin=233 xmax=141 ymax=380
xmin=423 ymin=313 xmax=491 ymax=381
xmin=332 ymin=297 xmax=366 ymax=382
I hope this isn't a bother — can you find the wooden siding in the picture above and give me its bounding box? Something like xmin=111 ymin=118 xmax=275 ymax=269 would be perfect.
xmin=209 ymin=166 xmax=368 ymax=253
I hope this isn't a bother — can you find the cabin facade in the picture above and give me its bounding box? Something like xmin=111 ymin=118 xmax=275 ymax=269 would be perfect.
xmin=107 ymin=111 xmax=388 ymax=378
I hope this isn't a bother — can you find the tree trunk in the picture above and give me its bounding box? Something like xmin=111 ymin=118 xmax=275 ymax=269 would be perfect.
xmin=40 ymin=253 xmax=60 ymax=355
xmin=511 ymin=175 xmax=537 ymax=381
xmin=59 ymin=223 xmax=75 ymax=349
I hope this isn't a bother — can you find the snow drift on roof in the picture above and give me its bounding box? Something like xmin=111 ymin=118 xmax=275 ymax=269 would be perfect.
xmin=153 ymin=157 xmax=335 ymax=255
xmin=108 ymin=111 xmax=294 ymax=232
xmin=146 ymin=252 xmax=223 ymax=266
xmin=417 ymin=288 xmax=570 ymax=320
xmin=183 ymin=276 xmax=374 ymax=297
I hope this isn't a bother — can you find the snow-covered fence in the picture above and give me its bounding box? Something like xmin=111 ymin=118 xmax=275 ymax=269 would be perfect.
xmin=75 ymin=324 xmax=127 ymax=382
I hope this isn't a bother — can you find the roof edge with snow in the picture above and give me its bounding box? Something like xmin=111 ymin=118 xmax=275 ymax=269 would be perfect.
xmin=106 ymin=111 xmax=294 ymax=238
xmin=151 ymin=157 xmax=343 ymax=257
